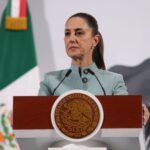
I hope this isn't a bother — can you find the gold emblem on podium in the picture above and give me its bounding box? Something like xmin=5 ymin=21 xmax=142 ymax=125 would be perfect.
xmin=51 ymin=90 xmax=104 ymax=142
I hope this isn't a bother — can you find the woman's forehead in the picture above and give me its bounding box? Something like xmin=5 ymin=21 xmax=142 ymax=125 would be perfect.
xmin=65 ymin=17 xmax=90 ymax=30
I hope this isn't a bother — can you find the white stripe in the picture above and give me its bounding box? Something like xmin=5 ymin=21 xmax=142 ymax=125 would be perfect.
xmin=14 ymin=128 xmax=142 ymax=138
xmin=11 ymin=0 xmax=20 ymax=17
xmin=0 ymin=66 xmax=40 ymax=111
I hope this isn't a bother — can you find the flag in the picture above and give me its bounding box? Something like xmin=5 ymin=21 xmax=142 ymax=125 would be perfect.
xmin=0 ymin=104 xmax=20 ymax=149
xmin=5 ymin=0 xmax=27 ymax=30
xmin=109 ymin=58 xmax=150 ymax=107
xmin=109 ymin=58 xmax=150 ymax=145
xmin=0 ymin=0 xmax=40 ymax=110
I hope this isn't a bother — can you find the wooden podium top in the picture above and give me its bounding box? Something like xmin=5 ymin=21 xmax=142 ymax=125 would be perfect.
xmin=13 ymin=96 xmax=142 ymax=129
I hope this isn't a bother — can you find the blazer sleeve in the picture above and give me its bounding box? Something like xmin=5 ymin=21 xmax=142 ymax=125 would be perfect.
xmin=38 ymin=74 xmax=52 ymax=96
xmin=112 ymin=74 xmax=128 ymax=95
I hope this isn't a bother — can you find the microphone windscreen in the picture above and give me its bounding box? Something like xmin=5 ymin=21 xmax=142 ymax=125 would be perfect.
xmin=66 ymin=69 xmax=72 ymax=77
xmin=87 ymin=68 xmax=95 ymax=75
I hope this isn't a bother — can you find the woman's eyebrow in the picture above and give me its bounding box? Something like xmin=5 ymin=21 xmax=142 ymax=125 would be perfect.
xmin=65 ymin=28 xmax=83 ymax=32
xmin=65 ymin=29 xmax=70 ymax=32
xmin=75 ymin=28 xmax=83 ymax=32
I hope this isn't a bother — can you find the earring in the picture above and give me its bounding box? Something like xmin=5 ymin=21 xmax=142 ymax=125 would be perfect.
xmin=92 ymin=46 xmax=95 ymax=50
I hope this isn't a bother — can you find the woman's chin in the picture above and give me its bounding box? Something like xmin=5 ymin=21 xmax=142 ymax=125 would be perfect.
xmin=69 ymin=54 xmax=83 ymax=60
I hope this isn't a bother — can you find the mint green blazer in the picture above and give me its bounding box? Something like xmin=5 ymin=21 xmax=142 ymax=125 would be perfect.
xmin=38 ymin=63 xmax=128 ymax=96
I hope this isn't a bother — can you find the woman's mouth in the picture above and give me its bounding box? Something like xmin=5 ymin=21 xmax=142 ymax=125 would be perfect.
xmin=68 ymin=46 xmax=79 ymax=50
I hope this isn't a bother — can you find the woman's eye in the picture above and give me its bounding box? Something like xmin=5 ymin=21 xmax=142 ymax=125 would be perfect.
xmin=75 ymin=32 xmax=84 ymax=36
xmin=65 ymin=32 xmax=70 ymax=36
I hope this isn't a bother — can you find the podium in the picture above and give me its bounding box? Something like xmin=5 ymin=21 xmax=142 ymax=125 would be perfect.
xmin=13 ymin=96 xmax=146 ymax=150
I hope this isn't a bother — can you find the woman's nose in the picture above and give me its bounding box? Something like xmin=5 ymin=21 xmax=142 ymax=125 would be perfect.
xmin=69 ymin=34 xmax=76 ymax=42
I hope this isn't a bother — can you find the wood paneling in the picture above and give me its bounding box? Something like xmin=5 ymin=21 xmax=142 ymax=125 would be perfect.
xmin=13 ymin=96 xmax=142 ymax=129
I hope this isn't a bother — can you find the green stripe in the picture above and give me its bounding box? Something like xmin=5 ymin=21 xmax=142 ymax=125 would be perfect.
xmin=5 ymin=0 xmax=11 ymax=16
xmin=0 ymin=3 xmax=37 ymax=90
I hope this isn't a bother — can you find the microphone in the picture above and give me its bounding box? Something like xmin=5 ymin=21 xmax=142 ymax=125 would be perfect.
xmin=52 ymin=69 xmax=72 ymax=95
xmin=87 ymin=68 xmax=106 ymax=96
xmin=79 ymin=67 xmax=82 ymax=77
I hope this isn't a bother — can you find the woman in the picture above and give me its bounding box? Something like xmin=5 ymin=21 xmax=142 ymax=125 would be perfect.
xmin=38 ymin=13 xmax=149 ymax=125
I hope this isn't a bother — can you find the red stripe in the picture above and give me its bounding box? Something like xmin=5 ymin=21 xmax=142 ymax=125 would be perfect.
xmin=20 ymin=0 xmax=26 ymax=17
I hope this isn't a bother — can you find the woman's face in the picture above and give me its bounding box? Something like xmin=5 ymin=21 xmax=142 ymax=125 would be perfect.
xmin=64 ymin=17 xmax=99 ymax=61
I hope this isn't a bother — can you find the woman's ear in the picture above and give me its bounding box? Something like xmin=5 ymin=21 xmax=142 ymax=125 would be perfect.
xmin=93 ymin=34 xmax=100 ymax=47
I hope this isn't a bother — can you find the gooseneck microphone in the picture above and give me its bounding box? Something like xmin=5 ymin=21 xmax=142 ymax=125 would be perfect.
xmin=52 ymin=69 xmax=72 ymax=95
xmin=87 ymin=68 xmax=106 ymax=96
xmin=79 ymin=67 xmax=82 ymax=77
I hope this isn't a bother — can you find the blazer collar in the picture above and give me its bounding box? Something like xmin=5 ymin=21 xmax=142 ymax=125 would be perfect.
xmin=70 ymin=63 xmax=104 ymax=76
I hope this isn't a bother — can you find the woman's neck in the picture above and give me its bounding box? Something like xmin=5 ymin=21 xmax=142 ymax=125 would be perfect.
xmin=72 ymin=58 xmax=93 ymax=67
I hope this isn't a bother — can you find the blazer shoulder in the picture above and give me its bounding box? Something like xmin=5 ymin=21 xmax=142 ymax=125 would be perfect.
xmin=99 ymin=69 xmax=123 ymax=78
xmin=100 ymin=70 xmax=128 ymax=95
xmin=45 ymin=69 xmax=68 ymax=78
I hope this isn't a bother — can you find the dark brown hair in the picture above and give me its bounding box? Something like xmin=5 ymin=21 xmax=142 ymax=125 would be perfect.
xmin=68 ymin=12 xmax=106 ymax=70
